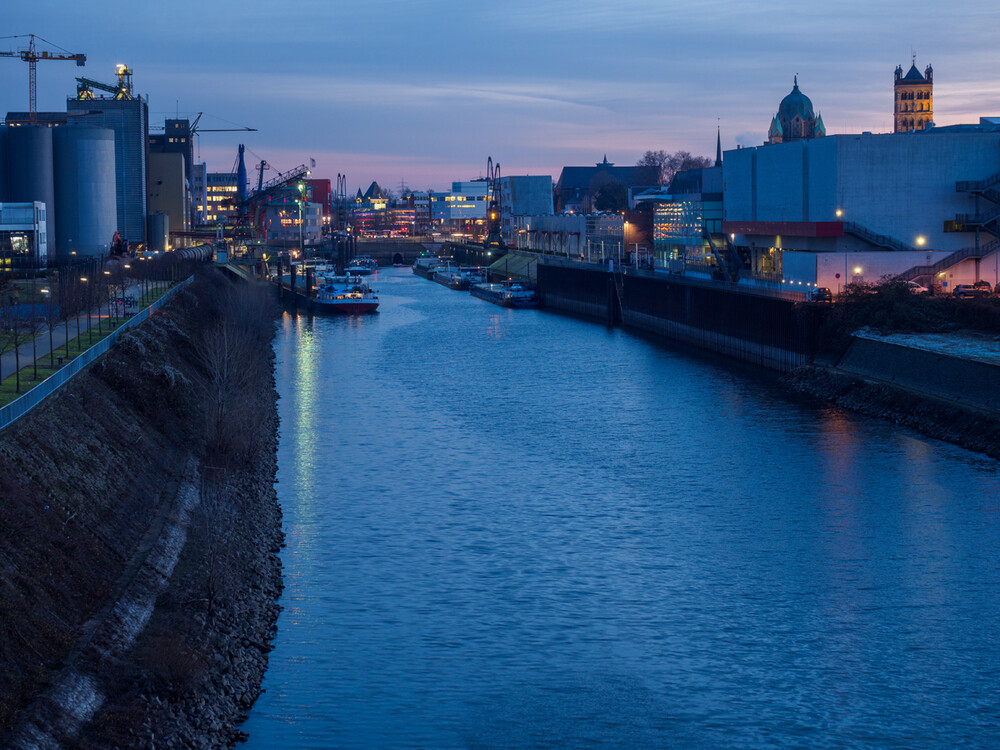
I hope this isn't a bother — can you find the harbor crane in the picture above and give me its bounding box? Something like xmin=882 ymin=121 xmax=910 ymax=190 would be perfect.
xmin=0 ymin=34 xmax=86 ymax=122
xmin=75 ymin=63 xmax=133 ymax=100
xmin=484 ymin=156 xmax=506 ymax=252
xmin=229 ymin=144 xmax=311 ymax=245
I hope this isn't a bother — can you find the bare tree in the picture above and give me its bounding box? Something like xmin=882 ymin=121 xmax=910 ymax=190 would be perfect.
xmin=2 ymin=287 xmax=44 ymax=393
xmin=637 ymin=150 xmax=714 ymax=186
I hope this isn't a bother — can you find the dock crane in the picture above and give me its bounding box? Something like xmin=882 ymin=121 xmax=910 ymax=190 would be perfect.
xmin=75 ymin=63 xmax=134 ymax=100
xmin=0 ymin=34 xmax=86 ymax=122
xmin=230 ymin=144 xmax=311 ymax=245
xmin=484 ymin=156 xmax=506 ymax=252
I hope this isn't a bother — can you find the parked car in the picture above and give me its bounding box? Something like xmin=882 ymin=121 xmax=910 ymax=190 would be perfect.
xmin=953 ymin=284 xmax=989 ymax=299
xmin=973 ymin=280 xmax=993 ymax=295
xmin=906 ymin=281 xmax=930 ymax=295
xmin=806 ymin=287 xmax=833 ymax=302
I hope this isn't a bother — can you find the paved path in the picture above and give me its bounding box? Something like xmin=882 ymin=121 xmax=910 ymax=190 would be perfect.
xmin=0 ymin=283 xmax=159 ymax=381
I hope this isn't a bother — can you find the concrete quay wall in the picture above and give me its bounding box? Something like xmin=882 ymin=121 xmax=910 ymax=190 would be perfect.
xmin=537 ymin=262 xmax=815 ymax=371
xmin=836 ymin=336 xmax=1000 ymax=414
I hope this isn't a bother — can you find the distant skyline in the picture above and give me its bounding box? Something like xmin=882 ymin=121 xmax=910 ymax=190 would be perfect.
xmin=3 ymin=1 xmax=998 ymax=193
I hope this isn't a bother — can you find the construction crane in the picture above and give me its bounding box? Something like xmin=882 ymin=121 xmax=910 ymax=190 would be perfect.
xmin=0 ymin=34 xmax=86 ymax=122
xmin=149 ymin=111 xmax=257 ymax=162
xmin=75 ymin=63 xmax=133 ymax=100
xmin=149 ymin=111 xmax=257 ymax=135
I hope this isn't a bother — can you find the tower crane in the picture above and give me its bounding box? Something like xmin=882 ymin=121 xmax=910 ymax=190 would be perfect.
xmin=0 ymin=34 xmax=86 ymax=122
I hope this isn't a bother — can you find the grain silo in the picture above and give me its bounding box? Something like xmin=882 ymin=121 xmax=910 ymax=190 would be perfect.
xmin=6 ymin=124 xmax=55 ymax=250
xmin=53 ymin=126 xmax=117 ymax=262
xmin=0 ymin=125 xmax=7 ymax=202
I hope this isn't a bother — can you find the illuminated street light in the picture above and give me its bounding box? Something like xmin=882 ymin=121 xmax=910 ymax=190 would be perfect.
xmin=916 ymin=236 xmax=926 ymax=246
xmin=854 ymin=266 xmax=863 ymax=275
xmin=835 ymin=209 xmax=844 ymax=218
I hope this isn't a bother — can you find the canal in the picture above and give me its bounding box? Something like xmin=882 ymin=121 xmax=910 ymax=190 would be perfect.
xmin=243 ymin=267 xmax=1000 ymax=748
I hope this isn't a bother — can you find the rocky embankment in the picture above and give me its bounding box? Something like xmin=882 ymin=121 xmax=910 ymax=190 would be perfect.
xmin=0 ymin=269 xmax=283 ymax=748
xmin=782 ymin=364 xmax=1000 ymax=460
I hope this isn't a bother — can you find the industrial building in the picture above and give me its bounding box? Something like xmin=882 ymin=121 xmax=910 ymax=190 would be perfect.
xmin=498 ymin=175 xmax=553 ymax=245
xmin=0 ymin=122 xmax=117 ymax=263
xmin=66 ymin=95 xmax=149 ymax=247
xmin=722 ymin=120 xmax=1000 ymax=291
xmin=264 ymin=200 xmax=322 ymax=247
xmin=148 ymin=151 xmax=190 ymax=241
xmin=0 ymin=202 xmax=47 ymax=267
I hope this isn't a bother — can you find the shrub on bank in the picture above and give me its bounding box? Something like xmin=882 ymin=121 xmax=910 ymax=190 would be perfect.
xmin=816 ymin=276 xmax=1000 ymax=355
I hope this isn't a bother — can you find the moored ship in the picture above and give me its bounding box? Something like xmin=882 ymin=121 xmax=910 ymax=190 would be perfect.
xmin=433 ymin=264 xmax=486 ymax=291
xmin=279 ymin=266 xmax=379 ymax=314
xmin=412 ymin=255 xmax=442 ymax=279
xmin=345 ymin=255 xmax=378 ymax=275
xmin=470 ymin=281 xmax=538 ymax=308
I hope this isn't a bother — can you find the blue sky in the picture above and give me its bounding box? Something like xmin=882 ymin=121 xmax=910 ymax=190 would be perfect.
xmin=3 ymin=1 xmax=998 ymax=192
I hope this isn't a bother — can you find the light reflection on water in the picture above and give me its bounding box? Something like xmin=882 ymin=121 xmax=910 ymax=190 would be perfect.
xmin=244 ymin=268 xmax=1000 ymax=749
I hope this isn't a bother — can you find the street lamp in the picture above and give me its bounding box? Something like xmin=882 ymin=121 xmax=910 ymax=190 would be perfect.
xmin=104 ymin=269 xmax=115 ymax=325
xmin=78 ymin=276 xmax=88 ymax=346
xmin=916 ymin=235 xmax=926 ymax=247
xmin=40 ymin=287 xmax=54 ymax=368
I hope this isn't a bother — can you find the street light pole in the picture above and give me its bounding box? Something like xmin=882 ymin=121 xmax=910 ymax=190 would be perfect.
xmin=298 ymin=200 xmax=304 ymax=257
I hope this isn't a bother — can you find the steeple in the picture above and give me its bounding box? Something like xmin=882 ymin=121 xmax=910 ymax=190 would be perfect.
xmin=715 ymin=125 xmax=722 ymax=167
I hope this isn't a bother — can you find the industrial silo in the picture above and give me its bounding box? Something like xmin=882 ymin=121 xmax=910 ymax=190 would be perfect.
xmin=6 ymin=124 xmax=55 ymax=256
xmin=0 ymin=125 xmax=7 ymax=203
xmin=148 ymin=212 xmax=169 ymax=251
xmin=53 ymin=126 xmax=117 ymax=262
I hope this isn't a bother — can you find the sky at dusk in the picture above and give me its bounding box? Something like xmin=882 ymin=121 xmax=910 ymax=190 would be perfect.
xmin=3 ymin=1 xmax=999 ymax=193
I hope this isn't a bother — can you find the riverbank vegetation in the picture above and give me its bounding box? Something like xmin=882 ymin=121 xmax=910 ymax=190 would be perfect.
xmin=815 ymin=277 xmax=1000 ymax=355
xmin=0 ymin=268 xmax=283 ymax=747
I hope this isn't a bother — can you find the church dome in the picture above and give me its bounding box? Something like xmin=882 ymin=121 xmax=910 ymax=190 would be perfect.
xmin=778 ymin=78 xmax=814 ymax=122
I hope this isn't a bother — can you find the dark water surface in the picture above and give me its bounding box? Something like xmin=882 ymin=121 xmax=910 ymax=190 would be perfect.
xmin=243 ymin=268 xmax=1000 ymax=749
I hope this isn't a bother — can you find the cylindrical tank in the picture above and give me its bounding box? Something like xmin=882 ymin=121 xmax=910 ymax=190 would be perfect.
xmin=0 ymin=125 xmax=8 ymax=203
xmin=6 ymin=125 xmax=55 ymax=257
xmin=148 ymin=212 xmax=169 ymax=251
xmin=53 ymin=126 xmax=117 ymax=263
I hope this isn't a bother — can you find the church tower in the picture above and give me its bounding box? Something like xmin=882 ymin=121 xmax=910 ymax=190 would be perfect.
xmin=894 ymin=58 xmax=933 ymax=133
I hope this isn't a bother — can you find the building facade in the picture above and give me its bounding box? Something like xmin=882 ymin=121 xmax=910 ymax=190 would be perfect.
xmin=204 ymin=172 xmax=241 ymax=225
xmin=555 ymin=157 xmax=658 ymax=213
xmin=148 ymin=152 xmax=190 ymax=241
xmin=0 ymin=202 xmax=47 ymax=267
xmin=652 ymin=165 xmax=724 ymax=264
xmin=499 ymin=175 xmax=553 ymax=245
xmin=264 ymin=200 xmax=322 ymax=246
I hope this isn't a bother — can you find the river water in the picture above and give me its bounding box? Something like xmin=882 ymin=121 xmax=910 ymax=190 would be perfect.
xmin=243 ymin=267 xmax=1000 ymax=749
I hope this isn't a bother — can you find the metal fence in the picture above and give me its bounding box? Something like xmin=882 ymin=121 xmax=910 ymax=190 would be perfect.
xmin=0 ymin=276 xmax=194 ymax=432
